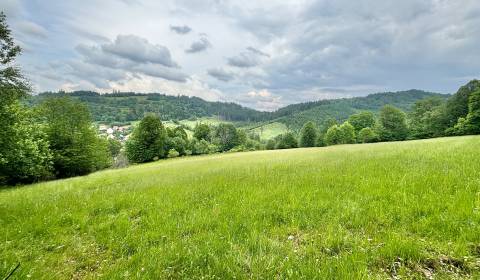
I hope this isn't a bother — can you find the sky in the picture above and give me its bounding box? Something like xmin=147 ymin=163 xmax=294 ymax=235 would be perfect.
xmin=2 ymin=0 xmax=480 ymax=111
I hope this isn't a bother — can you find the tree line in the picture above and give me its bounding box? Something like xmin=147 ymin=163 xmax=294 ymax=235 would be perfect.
xmin=267 ymin=80 xmax=480 ymax=149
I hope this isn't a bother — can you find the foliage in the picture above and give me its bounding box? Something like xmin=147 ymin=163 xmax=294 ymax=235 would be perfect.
xmin=212 ymin=123 xmax=241 ymax=151
xmin=265 ymin=139 xmax=276 ymax=150
xmin=377 ymin=105 xmax=409 ymax=141
xmin=190 ymin=139 xmax=213 ymax=155
xmin=408 ymin=97 xmax=446 ymax=139
xmin=339 ymin=122 xmax=356 ymax=144
xmin=36 ymin=97 xmax=111 ymax=178
xmin=125 ymin=114 xmax=166 ymax=163
xmin=0 ymin=14 xmax=51 ymax=185
xmin=108 ymin=138 xmax=122 ymax=158
xmin=444 ymin=80 xmax=480 ymax=128
xmin=357 ymin=127 xmax=379 ymax=143
xmin=193 ymin=123 xmax=211 ymax=141
xmin=167 ymin=149 xmax=180 ymax=158
xmin=299 ymin=121 xmax=317 ymax=147
xmin=348 ymin=111 xmax=375 ymax=132
xmin=27 ymin=91 xmax=268 ymax=123
xmin=451 ymin=90 xmax=480 ymax=135
xmin=275 ymin=132 xmax=298 ymax=149
xmin=0 ymin=102 xmax=52 ymax=185
xmin=325 ymin=125 xmax=343 ymax=145
xmin=274 ymin=90 xmax=448 ymax=130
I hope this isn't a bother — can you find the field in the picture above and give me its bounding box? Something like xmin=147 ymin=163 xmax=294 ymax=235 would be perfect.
xmin=247 ymin=121 xmax=289 ymax=140
xmin=1 ymin=136 xmax=480 ymax=279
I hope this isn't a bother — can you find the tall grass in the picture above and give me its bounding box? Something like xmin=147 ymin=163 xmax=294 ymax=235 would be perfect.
xmin=1 ymin=136 xmax=480 ymax=279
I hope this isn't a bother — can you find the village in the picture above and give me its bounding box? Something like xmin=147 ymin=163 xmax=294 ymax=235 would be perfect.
xmin=97 ymin=124 xmax=132 ymax=142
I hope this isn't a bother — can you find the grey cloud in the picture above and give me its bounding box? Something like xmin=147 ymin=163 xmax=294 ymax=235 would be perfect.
xmin=102 ymin=35 xmax=178 ymax=67
xmin=185 ymin=37 xmax=211 ymax=53
xmin=75 ymin=36 xmax=189 ymax=84
xmin=227 ymin=53 xmax=260 ymax=68
xmin=207 ymin=68 xmax=234 ymax=82
xmin=227 ymin=46 xmax=271 ymax=68
xmin=16 ymin=21 xmax=48 ymax=39
xmin=170 ymin=25 xmax=192 ymax=34
xmin=134 ymin=64 xmax=188 ymax=82
xmin=246 ymin=47 xmax=270 ymax=58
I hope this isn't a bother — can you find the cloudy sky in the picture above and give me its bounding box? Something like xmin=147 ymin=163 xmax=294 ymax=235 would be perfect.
xmin=2 ymin=0 xmax=480 ymax=110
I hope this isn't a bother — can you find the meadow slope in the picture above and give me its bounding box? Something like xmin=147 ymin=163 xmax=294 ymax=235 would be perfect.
xmin=1 ymin=136 xmax=480 ymax=279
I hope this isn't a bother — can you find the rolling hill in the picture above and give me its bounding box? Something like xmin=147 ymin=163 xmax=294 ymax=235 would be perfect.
xmin=27 ymin=90 xmax=449 ymax=131
xmin=1 ymin=136 xmax=479 ymax=279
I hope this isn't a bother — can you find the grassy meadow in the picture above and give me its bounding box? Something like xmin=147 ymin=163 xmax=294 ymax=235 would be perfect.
xmin=1 ymin=136 xmax=480 ymax=279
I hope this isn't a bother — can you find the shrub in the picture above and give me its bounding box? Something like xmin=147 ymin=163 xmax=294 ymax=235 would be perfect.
xmin=167 ymin=149 xmax=180 ymax=158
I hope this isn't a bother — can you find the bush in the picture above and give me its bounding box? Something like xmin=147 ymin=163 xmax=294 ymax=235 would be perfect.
xmin=167 ymin=149 xmax=180 ymax=158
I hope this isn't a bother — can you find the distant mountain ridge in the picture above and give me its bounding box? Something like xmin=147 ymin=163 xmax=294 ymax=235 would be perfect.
xmin=29 ymin=90 xmax=449 ymax=129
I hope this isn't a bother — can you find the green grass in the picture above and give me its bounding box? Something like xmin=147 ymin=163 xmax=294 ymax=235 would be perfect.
xmin=179 ymin=117 xmax=228 ymax=130
xmin=248 ymin=121 xmax=288 ymax=140
xmin=1 ymin=136 xmax=480 ymax=279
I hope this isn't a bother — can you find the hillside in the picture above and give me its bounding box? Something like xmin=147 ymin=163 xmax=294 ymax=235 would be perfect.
xmin=272 ymin=90 xmax=449 ymax=130
xmin=27 ymin=91 xmax=268 ymax=124
xmin=27 ymin=90 xmax=448 ymax=130
xmin=1 ymin=136 xmax=479 ymax=279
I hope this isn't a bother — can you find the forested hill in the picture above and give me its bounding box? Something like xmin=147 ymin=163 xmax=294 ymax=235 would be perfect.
xmin=273 ymin=90 xmax=449 ymax=129
xmin=28 ymin=90 xmax=448 ymax=127
xmin=27 ymin=91 xmax=269 ymax=123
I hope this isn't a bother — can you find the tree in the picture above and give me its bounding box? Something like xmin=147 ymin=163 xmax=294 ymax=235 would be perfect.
xmin=275 ymin=132 xmax=298 ymax=149
xmin=377 ymin=105 xmax=409 ymax=141
xmin=191 ymin=139 xmax=212 ymax=155
xmin=444 ymin=80 xmax=480 ymax=128
xmin=108 ymin=138 xmax=122 ymax=158
xmin=125 ymin=114 xmax=166 ymax=163
xmin=212 ymin=123 xmax=240 ymax=151
xmin=348 ymin=111 xmax=375 ymax=132
xmin=173 ymin=126 xmax=188 ymax=141
xmin=0 ymin=13 xmax=52 ymax=185
xmin=324 ymin=125 xmax=342 ymax=145
xmin=408 ymin=97 xmax=446 ymax=139
xmin=339 ymin=122 xmax=356 ymax=144
xmin=357 ymin=127 xmax=379 ymax=143
xmin=36 ymin=97 xmax=111 ymax=178
xmin=316 ymin=133 xmax=326 ymax=147
xmin=452 ymin=89 xmax=480 ymax=135
xmin=299 ymin=121 xmax=317 ymax=147
xmin=265 ymin=139 xmax=276 ymax=150
xmin=193 ymin=123 xmax=211 ymax=141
